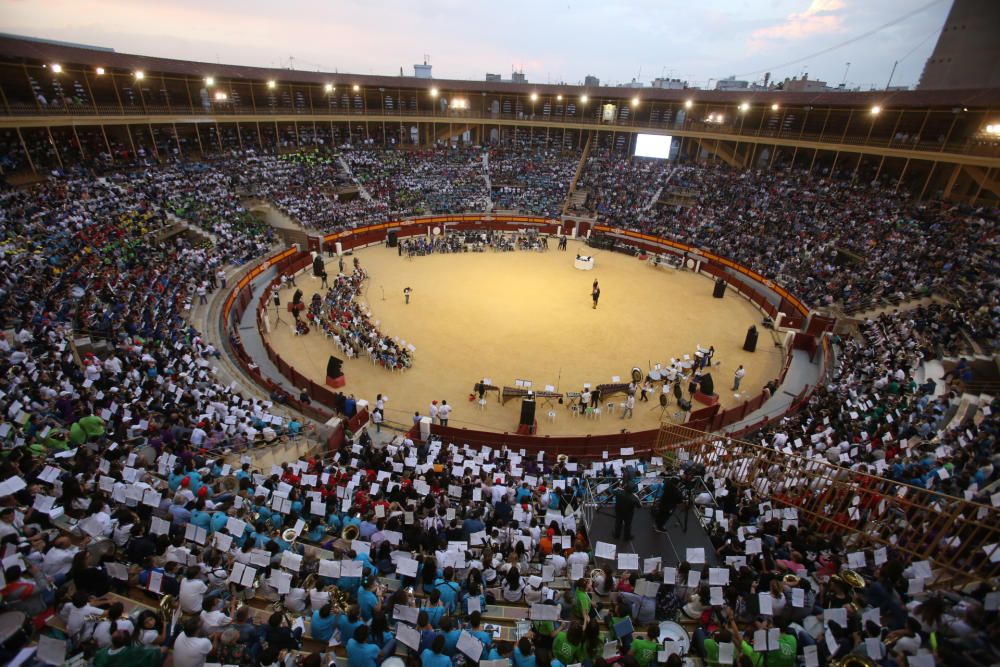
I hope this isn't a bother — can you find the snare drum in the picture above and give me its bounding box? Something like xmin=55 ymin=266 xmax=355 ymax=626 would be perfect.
xmin=658 ymin=620 xmax=690 ymax=656
xmin=382 ymin=657 xmax=406 ymax=667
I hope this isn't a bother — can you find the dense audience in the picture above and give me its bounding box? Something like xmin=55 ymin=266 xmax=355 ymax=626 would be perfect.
xmin=489 ymin=149 xmax=579 ymax=218
xmin=0 ymin=142 xmax=997 ymax=667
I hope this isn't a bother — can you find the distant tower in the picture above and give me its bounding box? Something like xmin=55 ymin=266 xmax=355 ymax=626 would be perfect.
xmin=414 ymin=55 xmax=432 ymax=79
xmin=918 ymin=0 xmax=1000 ymax=89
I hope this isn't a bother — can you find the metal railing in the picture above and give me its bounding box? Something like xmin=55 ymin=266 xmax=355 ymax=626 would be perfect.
xmin=654 ymin=423 xmax=1000 ymax=587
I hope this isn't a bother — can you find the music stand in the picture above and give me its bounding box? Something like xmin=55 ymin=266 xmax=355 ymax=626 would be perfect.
xmin=272 ymin=292 xmax=286 ymax=328
xmin=653 ymin=392 xmax=668 ymax=417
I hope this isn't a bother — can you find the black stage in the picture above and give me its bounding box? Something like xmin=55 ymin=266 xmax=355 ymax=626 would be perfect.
xmin=589 ymin=506 xmax=719 ymax=567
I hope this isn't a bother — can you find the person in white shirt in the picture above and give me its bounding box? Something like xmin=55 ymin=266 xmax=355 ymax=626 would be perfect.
xmin=93 ymin=603 xmax=135 ymax=648
xmin=179 ymin=566 xmax=209 ymax=614
xmin=41 ymin=536 xmax=79 ymax=582
xmin=437 ymin=400 xmax=452 ymax=426
xmin=567 ymin=549 xmax=591 ymax=578
xmin=62 ymin=591 xmax=106 ymax=638
xmin=199 ymin=597 xmax=232 ymax=634
xmin=172 ymin=619 xmax=217 ymax=667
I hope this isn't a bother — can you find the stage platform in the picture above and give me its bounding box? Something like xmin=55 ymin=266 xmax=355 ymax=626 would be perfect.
xmin=588 ymin=506 xmax=719 ymax=567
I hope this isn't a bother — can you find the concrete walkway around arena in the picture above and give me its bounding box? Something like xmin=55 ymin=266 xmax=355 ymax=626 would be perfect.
xmin=722 ymin=348 xmax=822 ymax=434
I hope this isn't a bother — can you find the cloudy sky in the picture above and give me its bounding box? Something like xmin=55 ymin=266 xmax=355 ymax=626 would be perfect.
xmin=2 ymin=0 xmax=952 ymax=89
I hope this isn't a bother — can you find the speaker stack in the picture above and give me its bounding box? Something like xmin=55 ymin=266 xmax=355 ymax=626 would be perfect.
xmin=743 ymin=326 xmax=758 ymax=353
xmin=326 ymin=355 xmax=346 ymax=388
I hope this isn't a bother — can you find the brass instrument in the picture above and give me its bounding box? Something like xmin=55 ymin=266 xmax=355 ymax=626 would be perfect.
xmin=841 ymin=569 xmax=866 ymax=589
xmin=557 ymin=454 xmax=569 ymax=464
xmin=159 ymin=594 xmax=178 ymax=619
xmin=589 ymin=568 xmax=605 ymax=585
xmin=328 ymin=586 xmax=350 ymax=612
xmin=282 ymin=527 xmax=299 ymax=548
xmin=342 ymin=524 xmax=360 ymax=541
xmin=301 ymin=573 xmax=318 ymax=591
xmin=829 ymin=655 xmax=877 ymax=667
xmin=782 ymin=574 xmax=801 ymax=587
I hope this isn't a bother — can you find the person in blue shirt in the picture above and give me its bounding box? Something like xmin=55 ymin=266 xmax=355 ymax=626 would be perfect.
xmin=357 ymin=576 xmax=381 ymax=622
xmin=338 ymin=605 xmax=365 ymax=645
xmin=462 ymin=581 xmax=488 ymax=616
xmin=513 ymin=637 xmax=537 ymax=667
xmin=421 ymin=635 xmax=452 ymax=667
xmin=310 ymin=603 xmax=339 ymax=643
xmin=347 ymin=625 xmax=381 ymax=667
xmin=417 ymin=611 xmax=438 ymax=653
xmin=210 ymin=510 xmax=229 ymax=533
xmin=235 ymin=463 xmax=252 ymax=482
xmin=461 ymin=510 xmax=486 ymax=539
xmin=189 ymin=500 xmax=212 ymax=531
xmin=433 ymin=567 xmax=461 ymax=614
xmin=422 ymin=589 xmax=446 ymax=628
xmin=440 ymin=616 xmax=462 ymax=656
xmin=467 ymin=611 xmax=493 ymax=650
xmin=515 ymin=482 xmax=533 ymax=504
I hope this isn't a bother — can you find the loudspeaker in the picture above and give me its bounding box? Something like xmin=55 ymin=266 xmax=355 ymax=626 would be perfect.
xmin=326 ymin=355 xmax=343 ymax=379
xmin=743 ymin=326 xmax=758 ymax=353
xmin=677 ymin=398 xmax=692 ymax=411
xmin=713 ymin=278 xmax=727 ymax=298
xmin=700 ymin=373 xmax=714 ymax=396
xmin=387 ymin=230 xmax=398 ymax=247
xmin=313 ymin=255 xmax=325 ymax=277
xmin=519 ymin=398 xmax=536 ymax=426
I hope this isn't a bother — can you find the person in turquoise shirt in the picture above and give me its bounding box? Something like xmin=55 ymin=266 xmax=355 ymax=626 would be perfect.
xmin=307 ymin=520 xmax=327 ymax=543
xmin=310 ymin=603 xmax=338 ymax=643
xmin=422 ymin=589 xmax=446 ymax=628
xmin=421 ymin=636 xmax=452 ymax=667
xmin=235 ymin=464 xmax=251 ymax=482
xmin=513 ymin=637 xmax=537 ymax=667
xmin=433 ymin=567 xmax=461 ymax=614
xmin=287 ymin=418 xmax=302 ymax=435
xmin=167 ymin=471 xmax=186 ymax=492
xmin=467 ymin=611 xmax=493 ymax=650
xmin=347 ymin=625 xmax=380 ymax=667
xmin=357 ymin=577 xmax=381 ymax=621
xmin=189 ymin=501 xmax=212 ymax=531
xmin=440 ymin=616 xmax=461 ymax=656
xmin=210 ymin=511 xmax=228 ymax=533
xmin=327 ymin=512 xmax=343 ymax=533
xmin=338 ymin=604 xmax=365 ymax=644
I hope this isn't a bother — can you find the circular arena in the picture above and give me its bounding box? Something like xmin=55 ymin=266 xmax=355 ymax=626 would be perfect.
xmin=0 ymin=11 xmax=999 ymax=667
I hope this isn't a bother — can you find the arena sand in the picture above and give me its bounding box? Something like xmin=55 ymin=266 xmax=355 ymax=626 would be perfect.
xmin=266 ymin=239 xmax=784 ymax=436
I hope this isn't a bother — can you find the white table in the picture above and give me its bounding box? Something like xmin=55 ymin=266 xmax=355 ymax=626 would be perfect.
xmin=574 ymin=255 xmax=595 ymax=270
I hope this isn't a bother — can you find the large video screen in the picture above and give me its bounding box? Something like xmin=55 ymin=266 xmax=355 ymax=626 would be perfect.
xmin=634 ymin=133 xmax=673 ymax=159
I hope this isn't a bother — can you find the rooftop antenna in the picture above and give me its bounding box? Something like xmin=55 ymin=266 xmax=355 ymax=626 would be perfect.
xmin=841 ymin=62 xmax=851 ymax=85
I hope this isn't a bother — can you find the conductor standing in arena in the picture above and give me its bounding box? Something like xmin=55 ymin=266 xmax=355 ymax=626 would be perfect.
xmin=613 ymin=482 xmax=640 ymax=541
xmin=592 ymin=281 xmax=601 ymax=309
xmin=654 ymin=476 xmax=685 ymax=533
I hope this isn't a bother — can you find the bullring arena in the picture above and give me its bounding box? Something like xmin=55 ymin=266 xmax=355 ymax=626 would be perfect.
xmin=266 ymin=236 xmax=783 ymax=436
xmin=1 ymin=9 xmax=999 ymax=667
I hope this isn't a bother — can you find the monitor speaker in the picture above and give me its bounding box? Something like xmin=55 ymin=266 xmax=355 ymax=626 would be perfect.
xmin=700 ymin=373 xmax=714 ymax=396
xmin=387 ymin=230 xmax=398 ymax=247
xmin=743 ymin=326 xmax=758 ymax=353
xmin=326 ymin=356 xmax=343 ymax=379
xmin=713 ymin=278 xmax=727 ymax=298
xmin=519 ymin=398 xmax=536 ymax=426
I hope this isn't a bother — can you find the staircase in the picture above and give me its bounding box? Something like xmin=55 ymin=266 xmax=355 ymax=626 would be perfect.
xmin=339 ymin=156 xmax=373 ymax=201
xmin=563 ymin=130 xmax=595 ymax=216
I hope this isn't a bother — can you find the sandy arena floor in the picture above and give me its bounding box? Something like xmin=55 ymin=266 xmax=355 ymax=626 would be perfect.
xmin=265 ymin=240 xmax=783 ymax=435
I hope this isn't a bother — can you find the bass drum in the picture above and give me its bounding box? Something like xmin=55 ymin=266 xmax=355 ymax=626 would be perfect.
xmin=659 ymin=620 xmax=691 ymax=656
xmin=135 ymin=442 xmax=158 ymax=467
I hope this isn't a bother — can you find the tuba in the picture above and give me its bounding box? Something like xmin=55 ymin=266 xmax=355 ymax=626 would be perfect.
xmin=841 ymin=569 xmax=867 ymax=589
xmin=282 ymin=527 xmax=299 ymax=548
xmin=342 ymin=524 xmax=360 ymax=541
xmin=829 ymin=656 xmax=877 ymax=667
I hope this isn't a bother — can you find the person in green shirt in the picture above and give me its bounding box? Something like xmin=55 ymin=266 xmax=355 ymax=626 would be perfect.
xmin=629 ymin=624 xmax=661 ymax=667
xmin=572 ymin=577 xmax=594 ymax=621
xmin=552 ymin=621 xmax=586 ymax=666
xmin=765 ymin=620 xmax=798 ymax=667
xmin=92 ymin=631 xmax=166 ymax=667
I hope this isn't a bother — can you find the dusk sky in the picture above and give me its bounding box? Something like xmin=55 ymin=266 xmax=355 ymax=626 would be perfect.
xmin=2 ymin=0 xmax=952 ymax=89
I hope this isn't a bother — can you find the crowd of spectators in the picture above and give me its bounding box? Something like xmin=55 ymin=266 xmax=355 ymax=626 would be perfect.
xmin=574 ymin=153 xmax=673 ymax=228
xmin=488 ymin=149 xmax=579 ymax=218
xmin=0 ymin=143 xmax=998 ymax=667
xmin=640 ymin=165 xmax=998 ymax=352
